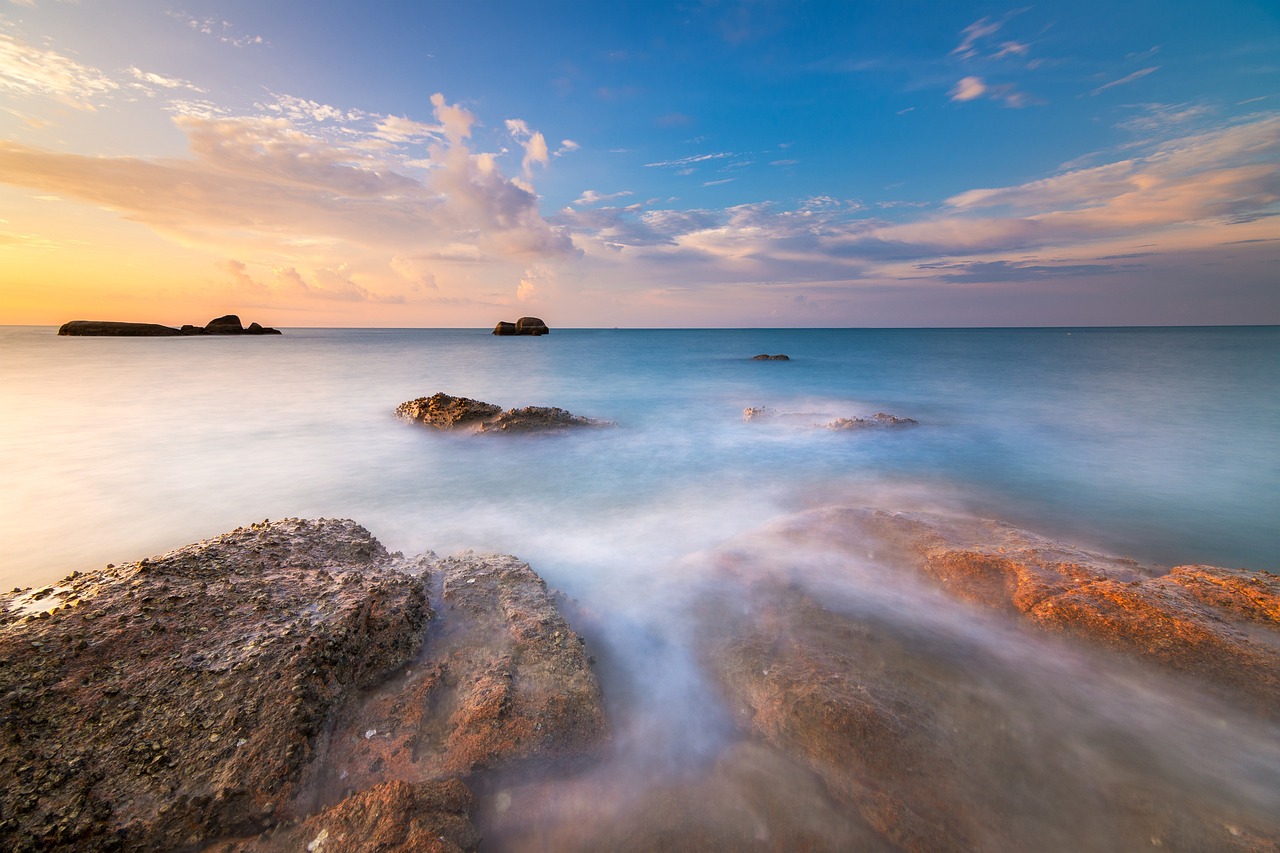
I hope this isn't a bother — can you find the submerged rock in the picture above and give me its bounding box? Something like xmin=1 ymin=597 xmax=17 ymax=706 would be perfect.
xmin=0 ymin=521 xmax=606 ymax=852
xmin=692 ymin=507 xmax=1280 ymax=851
xmin=396 ymin=392 xmax=611 ymax=434
xmin=826 ymin=413 xmax=919 ymax=429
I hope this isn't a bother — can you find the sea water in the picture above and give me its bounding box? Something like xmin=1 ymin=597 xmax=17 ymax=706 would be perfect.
xmin=2 ymin=325 xmax=1275 ymax=592
xmin=3 ymin=325 xmax=1280 ymax=844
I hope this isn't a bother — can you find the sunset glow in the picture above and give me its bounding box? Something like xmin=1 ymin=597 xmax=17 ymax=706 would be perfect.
xmin=2 ymin=1 xmax=1277 ymax=327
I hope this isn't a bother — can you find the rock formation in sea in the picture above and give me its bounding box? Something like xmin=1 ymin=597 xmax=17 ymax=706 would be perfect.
xmin=3 ymin=510 xmax=1277 ymax=851
xmin=492 ymin=317 xmax=550 ymax=336
xmin=0 ymin=519 xmax=606 ymax=852
xmin=743 ymin=406 xmax=918 ymax=429
xmin=57 ymin=315 xmax=281 ymax=336
xmin=396 ymin=392 xmax=612 ymax=433
xmin=751 ymin=353 xmax=790 ymax=360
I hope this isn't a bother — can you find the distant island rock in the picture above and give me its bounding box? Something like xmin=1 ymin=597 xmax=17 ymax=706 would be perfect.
xmin=492 ymin=316 xmax=550 ymax=336
xmin=396 ymin=391 xmax=612 ymax=433
xmin=752 ymin=353 xmax=790 ymax=360
xmin=743 ymin=406 xmax=919 ymax=429
xmin=58 ymin=314 xmax=281 ymax=337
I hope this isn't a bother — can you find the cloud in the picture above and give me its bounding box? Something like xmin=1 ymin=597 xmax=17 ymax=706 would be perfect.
xmin=703 ymin=178 xmax=735 ymax=187
xmin=506 ymin=118 xmax=549 ymax=177
xmin=574 ymin=189 xmax=633 ymax=206
xmin=127 ymin=67 xmax=206 ymax=94
xmin=554 ymin=139 xmax=580 ymax=157
xmin=952 ymin=17 xmax=1003 ymax=60
xmin=0 ymin=93 xmax=575 ymax=273
xmin=180 ymin=16 xmax=265 ymax=48
xmin=1090 ymin=66 xmax=1160 ymax=96
xmin=0 ymin=32 xmax=118 ymax=109
xmin=915 ymin=260 xmax=1127 ymax=284
xmin=644 ymin=152 xmax=736 ymax=169
xmin=949 ymin=76 xmax=987 ymax=102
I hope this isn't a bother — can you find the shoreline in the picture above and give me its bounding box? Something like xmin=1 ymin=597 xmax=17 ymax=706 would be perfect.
xmin=3 ymin=508 xmax=1277 ymax=851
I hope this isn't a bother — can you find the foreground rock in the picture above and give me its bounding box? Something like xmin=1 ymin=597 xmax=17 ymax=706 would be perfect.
xmin=396 ymin=392 xmax=611 ymax=434
xmin=58 ymin=315 xmax=281 ymax=336
xmin=694 ymin=508 xmax=1280 ymax=851
xmin=492 ymin=317 xmax=550 ymax=336
xmin=0 ymin=520 xmax=606 ymax=852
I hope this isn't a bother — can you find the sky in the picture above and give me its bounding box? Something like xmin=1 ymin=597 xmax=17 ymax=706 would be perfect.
xmin=1 ymin=0 xmax=1277 ymax=328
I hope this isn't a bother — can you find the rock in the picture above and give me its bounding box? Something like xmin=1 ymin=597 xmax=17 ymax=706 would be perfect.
xmin=395 ymin=393 xmax=504 ymax=430
xmin=752 ymin=354 xmax=790 ymax=360
xmin=57 ymin=316 xmax=281 ymax=336
xmin=693 ymin=507 xmax=1280 ymax=851
xmin=204 ymin=315 xmax=245 ymax=334
xmin=205 ymin=779 xmax=480 ymax=853
xmin=0 ymin=521 xmax=606 ymax=852
xmin=742 ymin=406 xmax=775 ymax=422
xmin=396 ymin=393 xmax=611 ymax=434
xmin=57 ymin=320 xmax=183 ymax=337
xmin=809 ymin=508 xmax=1280 ymax=714
xmin=493 ymin=317 xmax=550 ymax=336
xmin=826 ymin=413 xmax=919 ymax=430
xmin=298 ymin=553 xmax=607 ymax=807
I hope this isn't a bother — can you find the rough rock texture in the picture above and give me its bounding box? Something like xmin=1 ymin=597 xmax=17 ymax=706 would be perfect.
xmin=57 ymin=315 xmax=281 ymax=337
xmin=492 ymin=317 xmax=550 ymax=336
xmin=396 ymin=392 xmax=611 ymax=434
xmin=791 ymin=507 xmax=1280 ymax=715
xmin=299 ymin=553 xmax=607 ymax=809
xmin=0 ymin=521 xmax=606 ymax=852
xmin=693 ymin=508 xmax=1280 ymax=852
xmin=205 ymin=779 xmax=479 ymax=853
xmin=751 ymin=354 xmax=790 ymax=361
xmin=826 ymin=413 xmax=919 ymax=430
xmin=742 ymin=406 xmax=918 ymax=429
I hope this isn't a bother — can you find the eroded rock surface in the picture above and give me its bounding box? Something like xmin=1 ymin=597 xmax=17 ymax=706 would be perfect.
xmin=492 ymin=317 xmax=550 ymax=336
xmin=396 ymin=392 xmax=611 ymax=434
xmin=0 ymin=521 xmax=606 ymax=852
xmin=693 ymin=507 xmax=1280 ymax=852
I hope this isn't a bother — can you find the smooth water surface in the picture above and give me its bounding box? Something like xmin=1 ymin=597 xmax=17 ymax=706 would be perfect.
xmin=2 ymin=326 xmax=1276 ymax=591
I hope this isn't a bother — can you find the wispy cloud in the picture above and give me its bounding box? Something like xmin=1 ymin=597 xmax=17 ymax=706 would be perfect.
xmin=574 ymin=189 xmax=633 ymax=206
xmin=1090 ymin=66 xmax=1160 ymax=96
xmin=0 ymin=32 xmax=118 ymax=109
xmin=179 ymin=16 xmax=265 ymax=48
xmin=644 ymin=152 xmax=736 ymax=169
xmin=950 ymin=76 xmax=987 ymax=102
xmin=952 ymin=17 xmax=1004 ymax=60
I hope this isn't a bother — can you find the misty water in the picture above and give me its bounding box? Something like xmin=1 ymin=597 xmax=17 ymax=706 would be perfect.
xmin=2 ymin=325 xmax=1279 ymax=847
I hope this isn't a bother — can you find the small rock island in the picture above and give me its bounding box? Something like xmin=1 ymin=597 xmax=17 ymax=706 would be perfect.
xmin=492 ymin=317 xmax=549 ymax=336
xmin=58 ymin=314 xmax=281 ymax=336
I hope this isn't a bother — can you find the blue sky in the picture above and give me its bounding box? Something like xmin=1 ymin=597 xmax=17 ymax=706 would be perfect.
xmin=1 ymin=0 xmax=1277 ymax=326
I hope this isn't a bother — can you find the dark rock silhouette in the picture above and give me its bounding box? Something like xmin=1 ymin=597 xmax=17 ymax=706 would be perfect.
xmin=58 ymin=315 xmax=281 ymax=336
xmin=493 ymin=317 xmax=550 ymax=336
xmin=752 ymin=353 xmax=790 ymax=360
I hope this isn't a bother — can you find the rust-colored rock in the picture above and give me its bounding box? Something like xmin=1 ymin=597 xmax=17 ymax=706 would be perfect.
xmin=396 ymin=392 xmax=611 ymax=434
xmin=300 ymin=554 xmax=608 ymax=807
xmin=206 ymin=779 xmax=480 ymax=853
xmin=0 ymin=522 xmax=607 ymax=852
xmin=789 ymin=508 xmax=1280 ymax=715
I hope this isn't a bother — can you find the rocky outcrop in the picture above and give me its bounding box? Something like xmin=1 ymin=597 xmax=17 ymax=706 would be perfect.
xmin=826 ymin=413 xmax=919 ymax=429
xmin=493 ymin=317 xmax=550 ymax=336
xmin=396 ymin=393 xmax=611 ymax=434
xmin=0 ymin=521 xmax=606 ymax=852
xmin=751 ymin=354 xmax=790 ymax=360
xmin=742 ymin=406 xmax=918 ymax=429
xmin=694 ymin=508 xmax=1280 ymax=852
xmin=57 ymin=315 xmax=281 ymax=336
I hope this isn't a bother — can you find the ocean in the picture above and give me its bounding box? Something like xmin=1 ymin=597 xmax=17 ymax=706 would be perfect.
xmin=4 ymin=324 xmax=1279 ymax=846
xmin=2 ymin=325 xmax=1275 ymax=592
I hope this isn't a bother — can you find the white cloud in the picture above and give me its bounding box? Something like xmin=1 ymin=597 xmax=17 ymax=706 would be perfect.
xmin=0 ymin=32 xmax=118 ymax=109
xmin=644 ymin=152 xmax=735 ymax=169
xmin=554 ymin=139 xmax=580 ymax=157
xmin=949 ymin=76 xmax=987 ymax=102
xmin=574 ymin=189 xmax=633 ymax=206
xmin=952 ymin=17 xmax=1002 ymax=60
xmin=127 ymin=67 xmax=206 ymax=94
